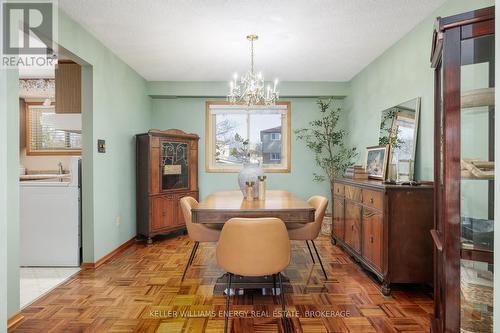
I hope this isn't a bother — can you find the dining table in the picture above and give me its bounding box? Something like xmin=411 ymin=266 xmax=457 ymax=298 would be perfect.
xmin=192 ymin=190 xmax=316 ymax=294
xmin=192 ymin=190 xmax=315 ymax=225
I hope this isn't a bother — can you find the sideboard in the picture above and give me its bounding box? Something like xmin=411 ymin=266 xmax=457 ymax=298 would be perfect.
xmin=332 ymin=178 xmax=434 ymax=295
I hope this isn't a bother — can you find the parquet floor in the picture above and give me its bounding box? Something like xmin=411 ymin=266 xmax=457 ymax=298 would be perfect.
xmin=10 ymin=235 xmax=433 ymax=332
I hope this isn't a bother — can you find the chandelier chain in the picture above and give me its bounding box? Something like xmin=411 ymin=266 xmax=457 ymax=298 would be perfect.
xmin=250 ymin=39 xmax=254 ymax=74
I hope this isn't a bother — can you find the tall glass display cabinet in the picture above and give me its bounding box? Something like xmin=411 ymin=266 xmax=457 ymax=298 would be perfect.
xmin=430 ymin=6 xmax=494 ymax=333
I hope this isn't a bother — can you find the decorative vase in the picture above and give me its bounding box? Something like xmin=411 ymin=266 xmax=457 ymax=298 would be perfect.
xmin=238 ymin=162 xmax=264 ymax=198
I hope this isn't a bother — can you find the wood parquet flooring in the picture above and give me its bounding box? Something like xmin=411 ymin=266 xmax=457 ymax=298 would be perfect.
xmin=10 ymin=235 xmax=433 ymax=333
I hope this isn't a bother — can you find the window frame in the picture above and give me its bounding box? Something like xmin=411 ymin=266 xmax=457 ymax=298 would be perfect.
xmin=205 ymin=101 xmax=291 ymax=173
xmin=270 ymin=152 xmax=281 ymax=161
xmin=270 ymin=133 xmax=281 ymax=141
xmin=25 ymin=102 xmax=82 ymax=156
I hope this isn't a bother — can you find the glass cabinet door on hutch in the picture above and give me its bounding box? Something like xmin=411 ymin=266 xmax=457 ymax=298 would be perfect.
xmin=431 ymin=6 xmax=494 ymax=333
xmin=161 ymin=141 xmax=189 ymax=191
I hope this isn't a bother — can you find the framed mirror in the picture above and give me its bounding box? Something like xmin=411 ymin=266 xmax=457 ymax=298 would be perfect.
xmin=378 ymin=97 xmax=421 ymax=181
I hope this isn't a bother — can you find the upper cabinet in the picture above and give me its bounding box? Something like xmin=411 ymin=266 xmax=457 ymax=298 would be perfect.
xmin=55 ymin=61 xmax=81 ymax=114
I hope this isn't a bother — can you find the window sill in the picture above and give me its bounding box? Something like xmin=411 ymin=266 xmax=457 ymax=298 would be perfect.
xmin=206 ymin=166 xmax=291 ymax=173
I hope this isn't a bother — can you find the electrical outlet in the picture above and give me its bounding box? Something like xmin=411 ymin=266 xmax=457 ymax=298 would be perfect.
xmin=115 ymin=216 xmax=121 ymax=226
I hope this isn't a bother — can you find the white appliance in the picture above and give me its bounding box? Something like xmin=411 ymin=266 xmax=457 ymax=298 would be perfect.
xmin=20 ymin=157 xmax=81 ymax=266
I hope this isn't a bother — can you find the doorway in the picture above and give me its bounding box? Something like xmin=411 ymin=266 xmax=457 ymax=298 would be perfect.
xmin=17 ymin=48 xmax=90 ymax=308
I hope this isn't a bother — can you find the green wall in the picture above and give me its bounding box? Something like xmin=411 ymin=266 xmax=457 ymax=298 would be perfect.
xmin=148 ymin=81 xmax=349 ymax=98
xmin=344 ymin=0 xmax=494 ymax=180
xmin=151 ymin=96 xmax=346 ymax=202
xmin=0 ymin=6 xmax=6 ymax=329
xmin=56 ymin=9 xmax=152 ymax=262
xmin=1 ymin=69 xmax=20 ymax=320
xmin=0 ymin=69 xmax=5 ymax=333
xmin=0 ymin=70 xmax=19 ymax=332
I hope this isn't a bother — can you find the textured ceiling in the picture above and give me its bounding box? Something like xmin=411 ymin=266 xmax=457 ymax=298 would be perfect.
xmin=58 ymin=0 xmax=445 ymax=81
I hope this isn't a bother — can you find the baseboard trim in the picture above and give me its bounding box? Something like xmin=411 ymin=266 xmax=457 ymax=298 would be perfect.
xmin=81 ymin=237 xmax=136 ymax=270
xmin=7 ymin=312 xmax=24 ymax=330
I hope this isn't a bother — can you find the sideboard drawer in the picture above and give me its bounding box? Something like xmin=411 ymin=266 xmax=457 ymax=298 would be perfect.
xmin=333 ymin=183 xmax=345 ymax=196
xmin=345 ymin=185 xmax=362 ymax=202
xmin=362 ymin=189 xmax=383 ymax=210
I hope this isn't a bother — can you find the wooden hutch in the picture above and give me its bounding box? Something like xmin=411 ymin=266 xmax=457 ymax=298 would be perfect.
xmin=136 ymin=129 xmax=199 ymax=243
xmin=430 ymin=6 xmax=494 ymax=333
xmin=331 ymin=178 xmax=434 ymax=296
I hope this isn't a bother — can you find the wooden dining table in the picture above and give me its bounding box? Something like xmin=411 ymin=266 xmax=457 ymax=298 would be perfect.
xmin=192 ymin=190 xmax=316 ymax=225
xmin=192 ymin=190 xmax=316 ymax=294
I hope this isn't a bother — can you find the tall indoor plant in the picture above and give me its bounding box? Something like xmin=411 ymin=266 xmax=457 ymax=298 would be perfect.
xmin=295 ymin=98 xmax=357 ymax=209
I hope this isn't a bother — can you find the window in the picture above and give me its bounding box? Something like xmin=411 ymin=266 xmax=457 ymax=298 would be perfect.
xmin=206 ymin=101 xmax=291 ymax=172
xmin=26 ymin=104 xmax=82 ymax=155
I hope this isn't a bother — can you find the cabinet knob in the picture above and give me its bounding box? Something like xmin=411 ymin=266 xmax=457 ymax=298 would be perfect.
xmin=370 ymin=198 xmax=374 ymax=204
xmin=370 ymin=235 xmax=374 ymax=243
xmin=351 ymin=224 xmax=354 ymax=231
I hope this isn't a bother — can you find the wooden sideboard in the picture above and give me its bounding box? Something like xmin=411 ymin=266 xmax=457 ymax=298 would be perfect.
xmin=136 ymin=129 xmax=199 ymax=244
xmin=331 ymin=178 xmax=434 ymax=295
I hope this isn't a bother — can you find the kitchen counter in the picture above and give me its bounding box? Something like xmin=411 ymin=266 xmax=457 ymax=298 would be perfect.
xmin=20 ymin=173 xmax=71 ymax=181
xmin=20 ymin=180 xmax=72 ymax=187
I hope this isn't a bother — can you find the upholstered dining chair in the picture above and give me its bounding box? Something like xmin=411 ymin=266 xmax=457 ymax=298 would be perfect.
xmin=287 ymin=195 xmax=329 ymax=280
xmin=180 ymin=196 xmax=221 ymax=282
xmin=216 ymin=218 xmax=291 ymax=333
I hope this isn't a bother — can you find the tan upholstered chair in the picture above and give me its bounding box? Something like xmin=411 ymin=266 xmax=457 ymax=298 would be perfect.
xmin=287 ymin=196 xmax=329 ymax=280
xmin=180 ymin=196 xmax=221 ymax=281
xmin=216 ymin=218 xmax=291 ymax=333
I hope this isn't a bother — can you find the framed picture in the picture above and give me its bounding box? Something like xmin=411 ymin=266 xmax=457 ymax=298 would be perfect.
xmin=365 ymin=145 xmax=389 ymax=180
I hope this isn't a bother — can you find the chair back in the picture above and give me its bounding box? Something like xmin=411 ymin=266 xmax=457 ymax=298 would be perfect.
xmin=180 ymin=196 xmax=198 ymax=233
xmin=216 ymin=218 xmax=290 ymax=277
xmin=180 ymin=196 xmax=220 ymax=242
xmin=308 ymin=196 xmax=329 ymax=238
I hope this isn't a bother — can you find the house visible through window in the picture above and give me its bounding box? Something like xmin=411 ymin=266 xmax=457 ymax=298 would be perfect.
xmin=27 ymin=105 xmax=82 ymax=155
xmin=206 ymin=102 xmax=291 ymax=172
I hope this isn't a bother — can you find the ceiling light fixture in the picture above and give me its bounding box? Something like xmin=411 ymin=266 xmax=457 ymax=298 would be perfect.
xmin=227 ymin=35 xmax=279 ymax=106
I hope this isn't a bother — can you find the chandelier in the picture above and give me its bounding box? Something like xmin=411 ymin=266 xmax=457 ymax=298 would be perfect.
xmin=227 ymin=35 xmax=279 ymax=106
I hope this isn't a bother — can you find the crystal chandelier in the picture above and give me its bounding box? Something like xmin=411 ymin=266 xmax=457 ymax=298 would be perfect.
xmin=227 ymin=35 xmax=279 ymax=106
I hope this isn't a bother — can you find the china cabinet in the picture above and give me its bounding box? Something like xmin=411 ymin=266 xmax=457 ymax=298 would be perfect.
xmin=136 ymin=129 xmax=199 ymax=243
xmin=431 ymin=6 xmax=494 ymax=333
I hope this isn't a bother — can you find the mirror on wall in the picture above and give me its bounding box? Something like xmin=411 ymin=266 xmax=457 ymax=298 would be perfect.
xmin=378 ymin=97 xmax=421 ymax=181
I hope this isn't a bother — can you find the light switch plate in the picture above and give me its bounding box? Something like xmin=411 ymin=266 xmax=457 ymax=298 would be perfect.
xmin=97 ymin=139 xmax=106 ymax=153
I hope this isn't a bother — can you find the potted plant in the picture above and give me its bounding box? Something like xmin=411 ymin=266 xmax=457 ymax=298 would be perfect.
xmin=295 ymin=98 xmax=357 ymax=232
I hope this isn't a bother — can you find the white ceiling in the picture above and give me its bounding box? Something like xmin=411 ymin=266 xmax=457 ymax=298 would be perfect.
xmin=58 ymin=0 xmax=445 ymax=81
